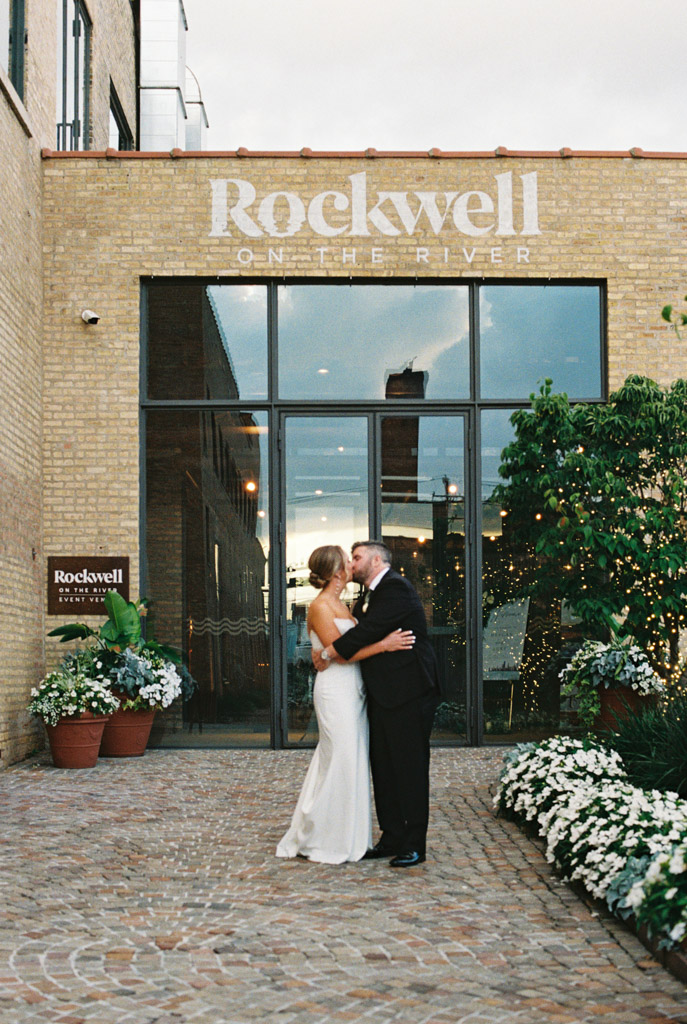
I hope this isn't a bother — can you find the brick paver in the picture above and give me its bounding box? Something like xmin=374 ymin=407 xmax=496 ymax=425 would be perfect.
xmin=0 ymin=747 xmax=685 ymax=1024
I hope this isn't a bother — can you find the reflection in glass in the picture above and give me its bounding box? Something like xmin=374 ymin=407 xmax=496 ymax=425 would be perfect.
xmin=381 ymin=415 xmax=467 ymax=743
xmin=278 ymin=284 xmax=469 ymax=400
xmin=481 ymin=409 xmax=581 ymax=742
xmin=284 ymin=417 xmax=369 ymax=744
xmin=147 ymin=283 xmax=268 ymax=399
xmin=0 ymin=3 xmax=9 ymax=76
xmin=145 ymin=410 xmax=270 ymax=746
xmin=480 ymin=285 xmax=602 ymax=399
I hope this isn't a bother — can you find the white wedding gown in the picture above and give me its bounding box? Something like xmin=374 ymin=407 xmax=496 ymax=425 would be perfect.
xmin=276 ymin=618 xmax=372 ymax=863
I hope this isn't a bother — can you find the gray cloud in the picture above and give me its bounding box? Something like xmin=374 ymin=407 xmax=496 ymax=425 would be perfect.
xmin=183 ymin=0 xmax=687 ymax=151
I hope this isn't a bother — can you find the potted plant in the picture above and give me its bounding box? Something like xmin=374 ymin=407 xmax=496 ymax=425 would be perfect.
xmin=48 ymin=590 xmax=196 ymax=757
xmin=99 ymin=646 xmax=189 ymax=756
xmin=559 ymin=637 xmax=666 ymax=731
xmin=27 ymin=663 xmax=120 ymax=768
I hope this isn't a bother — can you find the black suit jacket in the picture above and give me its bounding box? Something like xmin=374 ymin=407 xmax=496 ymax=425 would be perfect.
xmin=332 ymin=569 xmax=441 ymax=709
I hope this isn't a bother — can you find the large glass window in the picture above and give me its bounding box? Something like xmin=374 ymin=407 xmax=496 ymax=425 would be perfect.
xmin=278 ymin=284 xmax=470 ymax=400
xmin=56 ymin=0 xmax=91 ymax=150
xmin=144 ymin=278 xmax=604 ymax=747
xmin=480 ymin=284 xmax=603 ymax=399
xmin=481 ymin=409 xmax=582 ymax=741
xmin=146 ymin=283 xmax=268 ymax=400
xmin=145 ymin=409 xmax=270 ymax=747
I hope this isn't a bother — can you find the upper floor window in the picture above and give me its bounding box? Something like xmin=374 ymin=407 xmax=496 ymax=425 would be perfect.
xmin=56 ymin=0 xmax=91 ymax=150
xmin=145 ymin=279 xmax=605 ymax=405
xmin=1 ymin=0 xmax=25 ymax=98
xmin=109 ymin=81 xmax=133 ymax=149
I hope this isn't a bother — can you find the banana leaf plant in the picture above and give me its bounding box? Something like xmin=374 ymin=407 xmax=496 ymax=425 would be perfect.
xmin=48 ymin=590 xmax=181 ymax=663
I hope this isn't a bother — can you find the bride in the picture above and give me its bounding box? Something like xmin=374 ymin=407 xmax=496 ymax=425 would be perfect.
xmin=276 ymin=544 xmax=415 ymax=864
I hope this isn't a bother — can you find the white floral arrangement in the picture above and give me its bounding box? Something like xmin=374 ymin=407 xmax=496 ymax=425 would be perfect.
xmin=28 ymin=669 xmax=120 ymax=727
xmin=560 ymin=639 xmax=665 ymax=695
xmin=624 ymin=843 xmax=687 ymax=947
xmin=109 ymin=648 xmax=183 ymax=710
xmin=559 ymin=639 xmax=666 ymax=729
xmin=496 ymin=738 xmax=687 ymax=949
xmin=495 ymin=735 xmax=627 ymax=825
xmin=541 ymin=781 xmax=687 ymax=900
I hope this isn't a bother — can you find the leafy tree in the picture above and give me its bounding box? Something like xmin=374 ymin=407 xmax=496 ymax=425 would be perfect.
xmin=495 ymin=375 xmax=687 ymax=677
xmin=662 ymin=296 xmax=687 ymax=337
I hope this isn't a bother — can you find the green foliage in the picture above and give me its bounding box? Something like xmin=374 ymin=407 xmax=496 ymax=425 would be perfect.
xmin=496 ymin=375 xmax=687 ymax=675
xmin=606 ymin=855 xmax=651 ymax=921
xmin=560 ymin=638 xmax=665 ymax=730
xmin=47 ymin=590 xmax=195 ymax=692
xmin=629 ymin=844 xmax=687 ymax=948
xmin=48 ymin=590 xmax=145 ymax=651
xmin=607 ymin=694 xmax=687 ymax=797
xmin=27 ymin=668 xmax=120 ymax=726
xmin=662 ymin=296 xmax=687 ymax=337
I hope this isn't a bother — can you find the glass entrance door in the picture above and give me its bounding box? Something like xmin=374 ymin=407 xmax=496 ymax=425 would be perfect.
xmin=283 ymin=416 xmax=370 ymax=743
xmin=282 ymin=412 xmax=468 ymax=746
xmin=380 ymin=414 xmax=468 ymax=743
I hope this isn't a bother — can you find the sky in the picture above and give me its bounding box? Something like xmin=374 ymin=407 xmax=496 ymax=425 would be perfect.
xmin=182 ymin=0 xmax=687 ymax=154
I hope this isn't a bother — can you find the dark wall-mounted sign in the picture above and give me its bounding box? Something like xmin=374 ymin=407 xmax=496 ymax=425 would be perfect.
xmin=48 ymin=557 xmax=130 ymax=615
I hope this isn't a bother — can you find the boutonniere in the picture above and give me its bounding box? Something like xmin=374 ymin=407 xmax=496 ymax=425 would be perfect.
xmin=361 ymin=590 xmax=371 ymax=613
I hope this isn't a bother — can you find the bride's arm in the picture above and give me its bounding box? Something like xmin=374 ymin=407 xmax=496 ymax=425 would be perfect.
xmin=309 ymin=603 xmax=414 ymax=671
xmin=348 ymin=629 xmax=415 ymax=662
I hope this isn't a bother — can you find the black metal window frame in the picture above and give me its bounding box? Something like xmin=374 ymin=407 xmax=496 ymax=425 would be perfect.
xmin=5 ymin=0 xmax=25 ymax=98
xmin=109 ymin=79 xmax=133 ymax=150
xmin=56 ymin=0 xmax=91 ymax=151
xmin=140 ymin=275 xmax=608 ymax=747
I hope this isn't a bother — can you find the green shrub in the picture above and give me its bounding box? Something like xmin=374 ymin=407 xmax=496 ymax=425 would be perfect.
xmin=608 ymin=695 xmax=687 ymax=796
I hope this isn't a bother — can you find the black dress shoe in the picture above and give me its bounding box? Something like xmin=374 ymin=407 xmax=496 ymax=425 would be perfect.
xmin=363 ymin=841 xmax=397 ymax=860
xmin=389 ymin=850 xmax=425 ymax=868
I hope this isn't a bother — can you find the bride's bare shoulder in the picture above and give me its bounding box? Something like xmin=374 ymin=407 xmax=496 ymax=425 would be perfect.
xmin=307 ymin=595 xmax=335 ymax=630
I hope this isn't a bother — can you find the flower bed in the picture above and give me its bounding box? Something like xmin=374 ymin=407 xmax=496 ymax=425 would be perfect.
xmin=495 ymin=736 xmax=687 ymax=951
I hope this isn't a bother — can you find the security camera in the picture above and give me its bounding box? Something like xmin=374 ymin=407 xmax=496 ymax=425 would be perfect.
xmin=81 ymin=309 xmax=100 ymax=324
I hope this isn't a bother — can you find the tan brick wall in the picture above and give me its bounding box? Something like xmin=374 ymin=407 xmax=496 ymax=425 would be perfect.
xmin=22 ymin=0 xmax=137 ymax=152
xmin=0 ymin=100 xmax=45 ymax=767
xmin=32 ymin=151 xmax=687 ymax=759
xmin=87 ymin=0 xmax=137 ymax=150
xmin=24 ymin=0 xmax=59 ymax=146
xmin=0 ymin=0 xmax=137 ymax=767
xmin=42 ymin=152 xmax=687 ymax=380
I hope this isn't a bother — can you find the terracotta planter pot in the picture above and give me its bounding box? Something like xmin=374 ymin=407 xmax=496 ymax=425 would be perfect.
xmin=99 ymin=707 xmax=156 ymax=757
xmin=46 ymin=712 xmax=109 ymax=768
xmin=597 ymin=687 xmax=656 ymax=730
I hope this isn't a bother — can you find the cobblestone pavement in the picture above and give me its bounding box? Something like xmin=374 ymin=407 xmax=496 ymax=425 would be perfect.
xmin=1 ymin=747 xmax=686 ymax=1024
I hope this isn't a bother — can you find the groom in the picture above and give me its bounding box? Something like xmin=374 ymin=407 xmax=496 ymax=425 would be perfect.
xmin=314 ymin=540 xmax=441 ymax=867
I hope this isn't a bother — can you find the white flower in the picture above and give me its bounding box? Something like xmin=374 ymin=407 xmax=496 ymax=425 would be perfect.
xmin=670 ymin=851 xmax=686 ymax=875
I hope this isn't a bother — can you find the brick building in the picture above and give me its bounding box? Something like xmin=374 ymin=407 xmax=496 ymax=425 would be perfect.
xmin=2 ymin=1 xmax=686 ymax=765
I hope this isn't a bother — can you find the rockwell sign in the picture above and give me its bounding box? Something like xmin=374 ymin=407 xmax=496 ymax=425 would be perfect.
xmin=210 ymin=171 xmax=541 ymax=239
xmin=47 ymin=557 xmax=129 ymax=614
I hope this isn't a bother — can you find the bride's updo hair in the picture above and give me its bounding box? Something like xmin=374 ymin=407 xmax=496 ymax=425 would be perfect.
xmin=308 ymin=545 xmax=346 ymax=590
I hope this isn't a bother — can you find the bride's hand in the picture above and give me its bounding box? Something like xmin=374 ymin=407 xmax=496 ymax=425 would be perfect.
xmin=312 ymin=650 xmax=329 ymax=672
xmin=380 ymin=628 xmax=415 ymax=652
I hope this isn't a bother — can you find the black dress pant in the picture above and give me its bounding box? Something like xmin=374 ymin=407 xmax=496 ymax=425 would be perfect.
xmin=367 ymin=688 xmax=439 ymax=855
